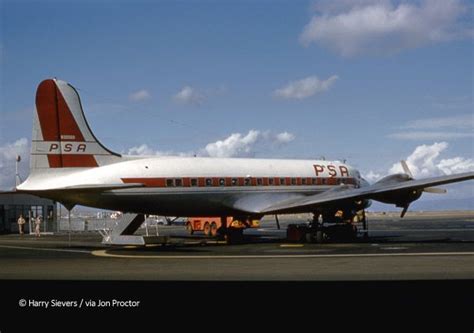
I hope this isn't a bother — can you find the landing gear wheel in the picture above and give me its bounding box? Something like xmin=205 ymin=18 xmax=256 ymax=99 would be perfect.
xmin=225 ymin=229 xmax=243 ymax=244
xmin=315 ymin=231 xmax=324 ymax=243
xmin=203 ymin=222 xmax=211 ymax=236
xmin=210 ymin=222 xmax=218 ymax=237
xmin=186 ymin=223 xmax=194 ymax=235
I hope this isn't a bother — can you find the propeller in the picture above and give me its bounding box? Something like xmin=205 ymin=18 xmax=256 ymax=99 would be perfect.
xmin=398 ymin=160 xmax=447 ymax=217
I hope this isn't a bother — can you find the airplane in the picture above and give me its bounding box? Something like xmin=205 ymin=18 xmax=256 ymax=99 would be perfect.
xmin=15 ymin=78 xmax=474 ymax=244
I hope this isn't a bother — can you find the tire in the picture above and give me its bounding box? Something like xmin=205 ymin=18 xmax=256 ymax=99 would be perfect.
xmin=315 ymin=231 xmax=324 ymax=243
xmin=210 ymin=222 xmax=218 ymax=237
xmin=186 ymin=222 xmax=194 ymax=235
xmin=203 ymin=222 xmax=211 ymax=236
xmin=225 ymin=229 xmax=243 ymax=244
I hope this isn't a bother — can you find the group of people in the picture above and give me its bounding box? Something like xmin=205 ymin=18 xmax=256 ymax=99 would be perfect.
xmin=17 ymin=214 xmax=42 ymax=237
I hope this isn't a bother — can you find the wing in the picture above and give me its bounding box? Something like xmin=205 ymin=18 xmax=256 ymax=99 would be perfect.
xmin=235 ymin=172 xmax=474 ymax=215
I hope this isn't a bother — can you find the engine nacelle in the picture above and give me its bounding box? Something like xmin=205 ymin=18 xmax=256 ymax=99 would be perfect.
xmin=371 ymin=174 xmax=422 ymax=207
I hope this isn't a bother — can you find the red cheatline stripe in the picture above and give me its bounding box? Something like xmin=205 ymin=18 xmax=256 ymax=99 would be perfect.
xmin=47 ymin=155 xmax=98 ymax=168
xmin=122 ymin=178 xmax=166 ymax=187
xmin=121 ymin=177 xmax=356 ymax=188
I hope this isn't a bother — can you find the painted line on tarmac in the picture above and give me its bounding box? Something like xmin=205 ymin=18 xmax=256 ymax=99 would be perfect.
xmin=90 ymin=249 xmax=474 ymax=259
xmin=0 ymin=244 xmax=91 ymax=254
xmin=371 ymin=229 xmax=474 ymax=232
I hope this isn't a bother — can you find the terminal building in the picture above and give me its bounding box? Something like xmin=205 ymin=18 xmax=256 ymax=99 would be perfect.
xmin=0 ymin=193 xmax=57 ymax=234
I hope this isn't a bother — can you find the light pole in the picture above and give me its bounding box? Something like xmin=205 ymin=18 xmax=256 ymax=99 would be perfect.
xmin=15 ymin=155 xmax=22 ymax=188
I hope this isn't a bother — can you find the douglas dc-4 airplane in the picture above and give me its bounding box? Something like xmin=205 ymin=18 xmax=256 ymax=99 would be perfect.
xmin=15 ymin=79 xmax=474 ymax=244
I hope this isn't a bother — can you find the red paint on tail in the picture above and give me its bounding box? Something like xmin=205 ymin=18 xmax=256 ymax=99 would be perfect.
xmin=36 ymin=79 xmax=85 ymax=142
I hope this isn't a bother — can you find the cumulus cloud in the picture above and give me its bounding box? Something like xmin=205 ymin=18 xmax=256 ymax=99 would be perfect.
xmin=300 ymin=0 xmax=471 ymax=56
xmin=363 ymin=170 xmax=382 ymax=183
xmin=273 ymin=75 xmax=338 ymax=99
xmin=126 ymin=144 xmax=191 ymax=157
xmin=129 ymin=89 xmax=151 ymax=102
xmin=203 ymin=130 xmax=260 ymax=158
xmin=203 ymin=130 xmax=296 ymax=158
xmin=126 ymin=130 xmax=295 ymax=158
xmin=173 ymin=86 xmax=205 ymax=105
xmin=275 ymin=131 xmax=295 ymax=144
xmin=388 ymin=142 xmax=474 ymax=178
xmin=0 ymin=138 xmax=29 ymax=190
xmin=364 ymin=142 xmax=474 ymax=183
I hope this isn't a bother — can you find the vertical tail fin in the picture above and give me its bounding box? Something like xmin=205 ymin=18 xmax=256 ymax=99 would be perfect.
xmin=31 ymin=79 xmax=121 ymax=170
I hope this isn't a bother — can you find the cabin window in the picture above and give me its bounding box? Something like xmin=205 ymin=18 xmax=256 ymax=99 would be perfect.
xmin=175 ymin=178 xmax=182 ymax=187
xmin=280 ymin=178 xmax=286 ymax=185
xmin=301 ymin=178 xmax=307 ymax=185
xmin=219 ymin=178 xmax=225 ymax=186
xmin=268 ymin=178 xmax=274 ymax=185
xmin=257 ymin=178 xmax=263 ymax=186
xmin=291 ymin=178 xmax=297 ymax=185
xmin=322 ymin=178 xmax=327 ymax=185
xmin=231 ymin=178 xmax=238 ymax=186
xmin=166 ymin=179 xmax=174 ymax=187
xmin=244 ymin=177 xmax=251 ymax=186
xmin=312 ymin=178 xmax=318 ymax=185
xmin=190 ymin=178 xmax=198 ymax=187
xmin=205 ymin=178 xmax=212 ymax=186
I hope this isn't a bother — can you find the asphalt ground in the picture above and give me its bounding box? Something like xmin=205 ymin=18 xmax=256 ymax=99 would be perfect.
xmin=1 ymin=211 xmax=473 ymax=331
xmin=0 ymin=211 xmax=473 ymax=280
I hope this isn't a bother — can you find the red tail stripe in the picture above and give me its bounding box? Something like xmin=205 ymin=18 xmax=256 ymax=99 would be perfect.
xmin=47 ymin=154 xmax=98 ymax=168
xmin=36 ymin=79 xmax=84 ymax=142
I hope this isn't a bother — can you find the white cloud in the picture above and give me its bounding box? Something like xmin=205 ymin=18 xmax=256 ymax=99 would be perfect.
xmin=173 ymin=86 xmax=205 ymax=105
xmin=275 ymin=131 xmax=295 ymax=144
xmin=363 ymin=170 xmax=382 ymax=182
xmin=203 ymin=130 xmax=261 ymax=158
xmin=300 ymin=0 xmax=470 ymax=56
xmin=127 ymin=144 xmax=156 ymax=156
xmin=129 ymin=89 xmax=151 ymax=102
xmin=126 ymin=130 xmax=295 ymax=159
xmin=388 ymin=131 xmax=474 ymax=140
xmin=388 ymin=142 xmax=474 ymax=178
xmin=126 ymin=144 xmax=190 ymax=157
xmin=273 ymin=75 xmax=338 ymax=99
xmin=401 ymin=114 xmax=473 ymax=130
xmin=203 ymin=130 xmax=296 ymax=158
xmin=0 ymin=138 xmax=29 ymax=190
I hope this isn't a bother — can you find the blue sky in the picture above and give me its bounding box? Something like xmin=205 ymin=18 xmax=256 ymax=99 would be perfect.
xmin=1 ymin=0 xmax=473 ymax=209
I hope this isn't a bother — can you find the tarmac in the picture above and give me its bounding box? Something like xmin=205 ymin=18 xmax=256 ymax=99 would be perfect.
xmin=1 ymin=211 xmax=474 ymax=280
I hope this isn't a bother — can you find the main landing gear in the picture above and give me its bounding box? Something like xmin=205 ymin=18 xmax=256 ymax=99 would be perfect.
xmin=287 ymin=210 xmax=369 ymax=243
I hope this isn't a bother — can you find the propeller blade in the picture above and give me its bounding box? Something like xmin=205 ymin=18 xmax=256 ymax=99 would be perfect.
xmin=400 ymin=160 xmax=414 ymax=178
xmin=400 ymin=205 xmax=409 ymax=218
xmin=423 ymin=187 xmax=447 ymax=194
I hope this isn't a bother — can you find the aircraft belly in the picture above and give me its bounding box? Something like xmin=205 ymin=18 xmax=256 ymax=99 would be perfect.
xmin=75 ymin=188 xmax=322 ymax=216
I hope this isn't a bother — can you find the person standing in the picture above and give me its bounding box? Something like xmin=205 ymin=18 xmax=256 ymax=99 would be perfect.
xmin=17 ymin=214 xmax=26 ymax=235
xmin=34 ymin=215 xmax=42 ymax=237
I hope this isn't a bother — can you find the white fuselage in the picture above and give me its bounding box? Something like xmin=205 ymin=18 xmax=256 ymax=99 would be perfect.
xmin=19 ymin=156 xmax=363 ymax=216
